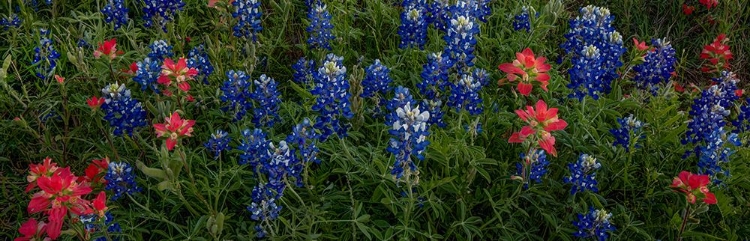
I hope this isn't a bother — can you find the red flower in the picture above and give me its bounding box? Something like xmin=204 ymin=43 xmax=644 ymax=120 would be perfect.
xmin=153 ymin=111 xmax=196 ymax=151
xmin=682 ymin=4 xmax=695 ymax=15
xmin=700 ymin=34 xmax=732 ymax=72
xmin=15 ymin=218 xmax=46 ymax=241
xmin=78 ymin=157 xmax=109 ymax=185
xmin=86 ymin=96 xmax=105 ymax=110
xmin=158 ymin=58 xmax=198 ymax=93
xmin=633 ymin=38 xmax=649 ymax=51
xmin=94 ymin=39 xmax=118 ymax=60
xmin=26 ymin=166 xmax=93 ymax=239
xmin=699 ymin=0 xmax=718 ymax=9
xmin=498 ymin=48 xmax=551 ymax=96
xmin=508 ymin=100 xmax=567 ymax=156
xmin=26 ymin=157 xmax=59 ymax=192
xmin=54 ymin=75 xmax=65 ymax=84
xmin=92 ymin=191 xmax=108 ymax=217
xmin=671 ymin=171 xmax=717 ymax=205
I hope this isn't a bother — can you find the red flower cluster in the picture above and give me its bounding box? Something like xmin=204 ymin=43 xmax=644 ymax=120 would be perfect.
xmin=154 ymin=111 xmax=196 ymax=151
xmin=94 ymin=39 xmax=121 ymax=60
xmin=699 ymin=0 xmax=718 ymax=9
xmin=498 ymin=48 xmax=551 ymax=96
xmin=700 ymin=34 xmax=733 ymax=73
xmin=508 ymin=100 xmax=567 ymax=156
xmin=22 ymin=157 xmax=109 ymax=240
xmin=86 ymin=96 xmax=105 ymax=110
xmin=671 ymin=171 xmax=717 ymax=205
xmin=158 ymin=58 xmax=198 ymax=94
xmin=682 ymin=4 xmax=695 ymax=15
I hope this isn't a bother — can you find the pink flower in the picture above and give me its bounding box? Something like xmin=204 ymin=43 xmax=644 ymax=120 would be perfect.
xmin=15 ymin=218 xmax=47 ymax=241
xmin=153 ymin=112 xmax=196 ymax=151
xmin=633 ymin=38 xmax=649 ymax=51
xmin=54 ymin=75 xmax=65 ymax=84
xmin=86 ymin=96 xmax=105 ymax=110
xmin=671 ymin=171 xmax=716 ymax=205
xmin=158 ymin=58 xmax=198 ymax=93
xmin=498 ymin=48 xmax=551 ymax=96
xmin=508 ymin=100 xmax=567 ymax=156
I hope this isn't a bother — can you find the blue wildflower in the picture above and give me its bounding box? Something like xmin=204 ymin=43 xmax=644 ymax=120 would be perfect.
xmin=1 ymin=13 xmax=22 ymax=31
xmin=387 ymin=86 xmax=417 ymax=124
xmin=512 ymin=6 xmax=532 ymax=32
xmin=101 ymin=0 xmax=129 ymax=30
xmin=417 ymin=52 xmax=452 ymax=100
xmin=733 ymin=98 xmax=750 ymax=133
xmin=292 ymin=57 xmax=316 ymax=85
xmin=264 ymin=140 xmax=303 ymax=188
xmin=398 ymin=0 xmax=429 ymax=49
xmin=472 ymin=67 xmax=490 ymax=87
xmin=104 ymin=161 xmax=141 ymax=201
xmin=470 ymin=0 xmax=492 ymax=22
xmin=513 ymin=149 xmax=549 ymax=188
xmin=133 ymin=57 xmax=162 ymax=93
xmin=251 ymin=74 xmax=282 ymax=128
xmin=142 ymin=0 xmax=185 ymax=32
xmin=447 ymin=73 xmax=483 ymax=115
xmin=683 ymin=71 xmax=739 ymax=146
xmin=32 ymin=29 xmax=60 ymax=79
xmin=387 ymin=87 xmax=431 ymax=182
xmin=237 ymin=128 xmax=270 ymax=171
xmin=632 ymin=39 xmax=677 ymax=95
xmin=187 ymin=44 xmax=214 ymax=84
xmin=422 ymin=99 xmax=446 ymax=128
xmin=287 ymin=118 xmax=321 ymax=164
xmin=563 ymin=154 xmax=601 ymax=195
xmin=82 ymin=211 xmax=121 ymax=241
xmin=361 ymin=59 xmax=393 ymax=98
xmin=311 ymin=54 xmax=353 ymax=141
xmin=306 ymin=0 xmax=336 ymax=50
xmin=101 ymin=83 xmax=148 ymax=136
xmin=561 ymin=6 xmax=625 ymax=100
xmin=609 ymin=114 xmax=644 ymax=152
xmin=232 ymin=0 xmax=263 ymax=41
xmin=247 ymin=182 xmax=282 ymax=238
xmin=204 ymin=130 xmax=232 ymax=160
xmin=573 ymin=208 xmax=616 ymax=241
xmin=148 ymin=40 xmax=173 ymax=61
xmin=697 ymin=127 xmax=740 ymax=185
xmin=427 ymin=0 xmax=450 ymax=32
xmin=220 ymin=70 xmax=252 ymax=121
xmin=443 ymin=2 xmax=479 ymax=72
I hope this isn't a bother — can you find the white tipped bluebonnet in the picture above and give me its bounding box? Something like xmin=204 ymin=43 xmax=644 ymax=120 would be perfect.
xmin=387 ymin=86 xmax=430 ymax=184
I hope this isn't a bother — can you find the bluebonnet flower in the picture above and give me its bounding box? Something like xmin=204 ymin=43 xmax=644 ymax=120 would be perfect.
xmin=683 ymin=71 xmax=739 ymax=146
xmin=443 ymin=2 xmax=479 ymax=71
xmin=251 ymin=74 xmax=282 ymax=128
xmin=148 ymin=40 xmax=173 ymax=61
xmin=237 ymin=128 xmax=270 ymax=171
xmin=632 ymin=39 xmax=677 ymax=95
xmin=573 ymin=208 xmax=616 ymax=241
xmin=472 ymin=67 xmax=490 ymax=87
xmin=311 ymin=54 xmax=353 ymax=141
xmin=78 ymin=38 xmax=91 ymax=48
xmin=609 ymin=114 xmax=644 ymax=152
xmin=563 ymin=154 xmax=601 ymax=195
xmin=104 ymin=161 xmax=141 ymax=201
xmin=561 ymin=6 xmax=625 ymax=100
xmin=733 ymin=98 xmax=750 ymax=133
xmin=386 ymin=86 xmax=417 ymax=124
xmin=133 ymin=57 xmax=162 ymax=93
xmin=82 ymin=211 xmax=121 ymax=241
xmin=247 ymin=182 xmax=282 ymax=238
xmin=398 ymin=0 xmax=429 ymax=49
xmin=387 ymin=87 xmax=430 ymax=183
xmin=40 ymin=110 xmax=60 ymax=123
xmin=292 ymin=57 xmax=316 ymax=84
xmin=306 ymin=0 xmax=336 ymax=50
xmin=448 ymin=73 xmax=483 ymax=115
xmin=512 ymin=149 xmax=549 ymax=188
xmin=101 ymin=83 xmax=148 ymax=136
xmin=417 ymin=52 xmax=452 ymax=100
xmin=287 ymin=118 xmax=320 ymax=164
xmin=512 ymin=6 xmax=532 ymax=32
xmin=232 ymin=0 xmax=263 ymax=41
xmin=220 ymin=70 xmax=252 ymax=121
xmin=264 ymin=141 xmax=303 ymax=188
xmin=361 ymin=59 xmax=393 ymax=98
xmin=422 ymin=99 xmax=446 ymax=128
xmin=204 ymin=130 xmax=232 ymax=160
xmin=142 ymin=0 xmax=185 ymax=32
xmin=427 ymin=0 xmax=450 ymax=32
xmin=1 ymin=13 xmax=22 ymax=31
xmin=101 ymin=0 xmax=129 ymax=30
xmin=470 ymin=0 xmax=492 ymax=22
xmin=697 ymin=127 xmax=740 ymax=185
xmin=32 ymin=29 xmax=60 ymax=79
xmin=567 ymin=45 xmax=606 ymax=100
xmin=187 ymin=44 xmax=214 ymax=84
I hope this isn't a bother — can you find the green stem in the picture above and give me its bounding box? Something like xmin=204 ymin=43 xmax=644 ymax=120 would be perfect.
xmin=677 ymin=204 xmax=690 ymax=241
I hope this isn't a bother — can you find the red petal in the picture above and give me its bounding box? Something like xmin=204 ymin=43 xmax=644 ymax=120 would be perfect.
xmin=93 ymin=191 xmax=107 ymax=211
xmin=519 ymin=126 xmax=535 ymax=137
xmin=703 ymin=192 xmax=717 ymax=204
xmin=517 ymin=82 xmax=533 ymax=96
xmin=158 ymin=75 xmax=172 ymax=85
xmin=508 ymin=132 xmax=524 ymax=143
xmin=544 ymin=120 xmax=567 ymax=132
xmin=539 ymin=136 xmax=557 ymax=157
xmin=178 ymin=82 xmax=191 ymax=92
xmin=498 ymin=63 xmax=524 ymax=75
xmin=166 ymin=138 xmax=177 ymax=151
